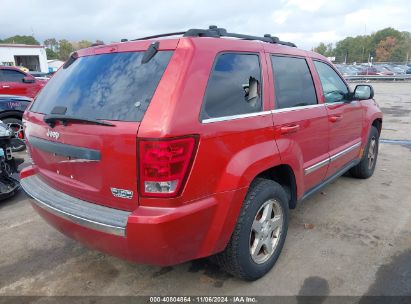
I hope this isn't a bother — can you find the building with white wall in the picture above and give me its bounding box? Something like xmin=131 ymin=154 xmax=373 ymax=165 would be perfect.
xmin=47 ymin=59 xmax=64 ymax=72
xmin=0 ymin=44 xmax=48 ymax=73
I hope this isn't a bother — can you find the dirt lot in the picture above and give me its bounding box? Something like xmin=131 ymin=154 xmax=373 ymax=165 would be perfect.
xmin=0 ymin=82 xmax=410 ymax=297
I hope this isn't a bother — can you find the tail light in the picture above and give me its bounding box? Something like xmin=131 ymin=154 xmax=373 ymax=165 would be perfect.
xmin=138 ymin=136 xmax=197 ymax=197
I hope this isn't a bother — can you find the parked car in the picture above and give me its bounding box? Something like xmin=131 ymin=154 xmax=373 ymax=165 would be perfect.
xmin=0 ymin=95 xmax=31 ymax=151
xmin=358 ymin=66 xmax=394 ymax=76
xmin=349 ymin=65 xmax=364 ymax=74
xmin=381 ymin=65 xmax=406 ymax=75
xmin=20 ymin=26 xmax=383 ymax=280
xmin=406 ymin=67 xmax=411 ymax=74
xmin=0 ymin=66 xmax=47 ymax=98
xmin=335 ymin=65 xmax=358 ymax=76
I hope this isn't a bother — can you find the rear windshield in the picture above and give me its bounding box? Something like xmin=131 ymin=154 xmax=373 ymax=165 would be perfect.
xmin=30 ymin=51 xmax=173 ymax=121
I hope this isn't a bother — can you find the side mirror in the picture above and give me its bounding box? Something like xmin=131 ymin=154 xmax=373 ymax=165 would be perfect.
xmin=22 ymin=76 xmax=35 ymax=83
xmin=353 ymin=85 xmax=374 ymax=100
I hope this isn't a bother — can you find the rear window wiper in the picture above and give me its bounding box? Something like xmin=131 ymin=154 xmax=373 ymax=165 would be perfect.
xmin=43 ymin=114 xmax=115 ymax=128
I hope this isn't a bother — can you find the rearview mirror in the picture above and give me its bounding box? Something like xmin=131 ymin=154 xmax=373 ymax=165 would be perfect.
xmin=22 ymin=76 xmax=35 ymax=83
xmin=353 ymin=85 xmax=374 ymax=100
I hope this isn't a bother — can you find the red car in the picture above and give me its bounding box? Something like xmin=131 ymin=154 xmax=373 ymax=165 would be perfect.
xmin=0 ymin=66 xmax=46 ymax=98
xmin=358 ymin=66 xmax=395 ymax=76
xmin=20 ymin=26 xmax=383 ymax=280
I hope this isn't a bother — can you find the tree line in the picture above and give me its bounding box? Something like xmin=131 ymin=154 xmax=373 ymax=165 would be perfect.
xmin=0 ymin=35 xmax=104 ymax=61
xmin=313 ymin=27 xmax=411 ymax=64
xmin=1 ymin=27 xmax=410 ymax=64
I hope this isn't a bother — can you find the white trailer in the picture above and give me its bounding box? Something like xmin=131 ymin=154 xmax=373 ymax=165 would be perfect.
xmin=0 ymin=44 xmax=48 ymax=73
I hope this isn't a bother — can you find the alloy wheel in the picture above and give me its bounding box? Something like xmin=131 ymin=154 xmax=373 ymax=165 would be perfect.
xmin=249 ymin=199 xmax=283 ymax=264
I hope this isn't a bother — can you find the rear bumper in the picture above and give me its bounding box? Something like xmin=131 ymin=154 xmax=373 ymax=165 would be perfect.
xmin=21 ymin=171 xmax=247 ymax=266
xmin=21 ymin=174 xmax=129 ymax=236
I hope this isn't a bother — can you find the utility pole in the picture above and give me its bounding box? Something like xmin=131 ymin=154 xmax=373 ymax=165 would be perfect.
xmin=361 ymin=23 xmax=367 ymax=63
xmin=362 ymin=46 xmax=365 ymax=63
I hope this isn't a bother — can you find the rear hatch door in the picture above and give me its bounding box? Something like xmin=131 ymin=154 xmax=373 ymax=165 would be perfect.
xmin=25 ymin=46 xmax=174 ymax=211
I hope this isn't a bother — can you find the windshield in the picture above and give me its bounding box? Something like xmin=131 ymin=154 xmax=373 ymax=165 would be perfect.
xmin=30 ymin=51 xmax=173 ymax=122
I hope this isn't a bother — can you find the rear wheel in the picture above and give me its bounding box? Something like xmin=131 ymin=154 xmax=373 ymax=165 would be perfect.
xmin=2 ymin=118 xmax=26 ymax=152
xmin=213 ymin=178 xmax=289 ymax=280
xmin=350 ymin=126 xmax=379 ymax=179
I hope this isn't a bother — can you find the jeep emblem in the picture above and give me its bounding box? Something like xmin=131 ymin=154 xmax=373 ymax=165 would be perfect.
xmin=46 ymin=129 xmax=60 ymax=140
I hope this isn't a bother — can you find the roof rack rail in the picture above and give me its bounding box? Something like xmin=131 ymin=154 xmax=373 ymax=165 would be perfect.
xmin=185 ymin=26 xmax=296 ymax=47
xmin=132 ymin=26 xmax=296 ymax=47
xmin=132 ymin=31 xmax=186 ymax=41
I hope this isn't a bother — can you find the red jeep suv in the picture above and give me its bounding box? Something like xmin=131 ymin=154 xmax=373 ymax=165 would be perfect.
xmin=20 ymin=26 xmax=382 ymax=280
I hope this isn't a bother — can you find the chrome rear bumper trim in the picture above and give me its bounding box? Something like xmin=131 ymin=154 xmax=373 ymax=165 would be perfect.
xmin=21 ymin=175 xmax=130 ymax=236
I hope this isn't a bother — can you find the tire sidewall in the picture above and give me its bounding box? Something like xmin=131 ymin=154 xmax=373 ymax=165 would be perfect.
xmin=237 ymin=181 xmax=289 ymax=280
xmin=363 ymin=126 xmax=379 ymax=176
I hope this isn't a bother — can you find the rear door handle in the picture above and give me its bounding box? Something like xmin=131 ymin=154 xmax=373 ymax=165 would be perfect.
xmin=329 ymin=115 xmax=343 ymax=123
xmin=280 ymin=124 xmax=300 ymax=135
xmin=2 ymin=85 xmax=10 ymax=88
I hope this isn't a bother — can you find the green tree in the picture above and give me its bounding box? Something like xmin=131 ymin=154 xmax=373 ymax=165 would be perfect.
xmin=334 ymin=35 xmax=371 ymax=63
xmin=58 ymin=39 xmax=74 ymax=61
xmin=325 ymin=43 xmax=334 ymax=57
xmin=74 ymin=40 xmax=92 ymax=50
xmin=392 ymin=31 xmax=411 ymax=62
xmin=2 ymin=35 xmax=40 ymax=45
xmin=314 ymin=42 xmax=327 ymax=55
xmin=389 ymin=46 xmax=407 ymax=62
xmin=46 ymin=48 xmax=59 ymax=60
xmin=44 ymin=38 xmax=58 ymax=52
xmin=313 ymin=42 xmax=334 ymax=57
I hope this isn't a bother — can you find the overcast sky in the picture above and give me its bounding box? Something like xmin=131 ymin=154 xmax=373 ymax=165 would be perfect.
xmin=1 ymin=0 xmax=410 ymax=50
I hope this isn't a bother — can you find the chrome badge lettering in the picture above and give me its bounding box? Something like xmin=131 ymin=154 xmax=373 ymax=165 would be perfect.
xmin=111 ymin=188 xmax=133 ymax=199
xmin=46 ymin=129 xmax=60 ymax=140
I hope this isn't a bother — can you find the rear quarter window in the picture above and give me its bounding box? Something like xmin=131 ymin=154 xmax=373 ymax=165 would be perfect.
xmin=200 ymin=53 xmax=262 ymax=120
xmin=30 ymin=51 xmax=173 ymax=122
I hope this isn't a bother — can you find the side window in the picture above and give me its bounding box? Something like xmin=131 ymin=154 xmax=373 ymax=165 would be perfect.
xmin=201 ymin=53 xmax=262 ymax=120
xmin=271 ymin=56 xmax=317 ymax=109
xmin=1 ymin=69 xmax=25 ymax=83
xmin=314 ymin=61 xmax=349 ymax=103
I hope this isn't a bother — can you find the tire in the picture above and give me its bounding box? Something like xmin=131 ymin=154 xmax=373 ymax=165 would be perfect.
xmin=2 ymin=118 xmax=26 ymax=152
xmin=213 ymin=178 xmax=289 ymax=280
xmin=350 ymin=126 xmax=379 ymax=179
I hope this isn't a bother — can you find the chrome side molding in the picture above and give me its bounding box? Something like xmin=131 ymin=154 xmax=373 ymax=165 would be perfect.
xmin=304 ymin=142 xmax=361 ymax=175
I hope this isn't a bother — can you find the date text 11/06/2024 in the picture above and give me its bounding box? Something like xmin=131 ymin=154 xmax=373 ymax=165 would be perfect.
xmin=149 ymin=296 xmax=258 ymax=303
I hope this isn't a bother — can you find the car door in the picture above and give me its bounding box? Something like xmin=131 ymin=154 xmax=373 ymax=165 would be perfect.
xmin=0 ymin=68 xmax=31 ymax=96
xmin=0 ymin=70 xmax=9 ymax=95
xmin=313 ymin=60 xmax=363 ymax=178
xmin=268 ymin=55 xmax=330 ymax=194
